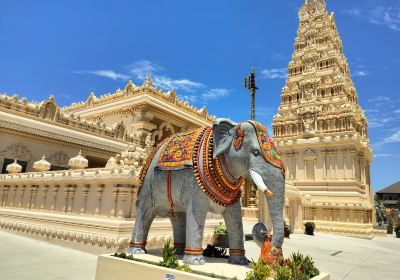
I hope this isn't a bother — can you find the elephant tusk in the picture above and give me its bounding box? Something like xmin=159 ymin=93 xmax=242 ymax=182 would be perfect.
xmin=249 ymin=169 xmax=273 ymax=197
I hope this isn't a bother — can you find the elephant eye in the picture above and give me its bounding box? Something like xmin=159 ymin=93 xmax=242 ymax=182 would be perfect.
xmin=252 ymin=150 xmax=260 ymax=156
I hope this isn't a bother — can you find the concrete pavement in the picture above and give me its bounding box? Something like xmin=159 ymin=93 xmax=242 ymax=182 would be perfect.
xmin=243 ymin=220 xmax=400 ymax=280
xmin=0 ymin=230 xmax=97 ymax=280
xmin=1 ymin=226 xmax=400 ymax=280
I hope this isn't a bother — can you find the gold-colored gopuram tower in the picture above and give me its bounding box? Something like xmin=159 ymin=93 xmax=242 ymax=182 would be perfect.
xmin=272 ymin=0 xmax=380 ymax=236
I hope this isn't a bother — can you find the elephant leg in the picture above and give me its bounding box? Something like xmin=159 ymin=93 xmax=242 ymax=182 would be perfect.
xmin=170 ymin=212 xmax=186 ymax=255
xmin=223 ymin=201 xmax=249 ymax=265
xmin=183 ymin=204 xmax=207 ymax=265
xmin=127 ymin=205 xmax=156 ymax=255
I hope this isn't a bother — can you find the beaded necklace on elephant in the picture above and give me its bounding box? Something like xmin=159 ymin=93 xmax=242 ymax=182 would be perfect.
xmin=193 ymin=127 xmax=243 ymax=207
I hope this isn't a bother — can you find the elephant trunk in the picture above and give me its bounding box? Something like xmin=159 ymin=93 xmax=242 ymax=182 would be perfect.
xmin=266 ymin=191 xmax=284 ymax=249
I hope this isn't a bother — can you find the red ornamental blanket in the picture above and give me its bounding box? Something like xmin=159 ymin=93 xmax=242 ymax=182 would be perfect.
xmin=157 ymin=128 xmax=203 ymax=170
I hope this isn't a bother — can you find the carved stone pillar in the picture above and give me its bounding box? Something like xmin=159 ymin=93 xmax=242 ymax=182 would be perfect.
xmin=350 ymin=150 xmax=356 ymax=180
xmin=0 ymin=185 xmax=6 ymax=206
xmin=62 ymin=185 xmax=70 ymax=213
xmin=80 ymin=184 xmax=90 ymax=214
xmin=10 ymin=185 xmax=18 ymax=207
xmin=40 ymin=185 xmax=49 ymax=210
xmin=3 ymin=185 xmax=10 ymax=206
xmin=322 ymin=150 xmax=327 ymax=180
xmin=50 ymin=185 xmax=59 ymax=211
xmin=68 ymin=184 xmax=77 ymax=213
xmin=117 ymin=185 xmax=132 ymax=218
xmin=333 ymin=151 xmax=338 ymax=179
xmin=94 ymin=184 xmax=105 ymax=216
xmin=18 ymin=185 xmax=26 ymax=208
xmin=130 ymin=188 xmax=138 ymax=219
xmin=29 ymin=185 xmax=39 ymax=209
xmin=111 ymin=186 xmax=119 ymax=217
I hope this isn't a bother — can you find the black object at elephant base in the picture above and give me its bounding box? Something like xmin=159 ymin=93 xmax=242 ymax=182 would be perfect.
xmin=304 ymin=222 xmax=315 ymax=235
xmin=202 ymin=245 xmax=229 ymax=259
xmin=284 ymin=223 xmax=291 ymax=238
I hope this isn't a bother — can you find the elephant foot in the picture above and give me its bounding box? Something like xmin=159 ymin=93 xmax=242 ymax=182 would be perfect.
xmin=127 ymin=246 xmax=146 ymax=255
xmin=183 ymin=254 xmax=206 ymax=265
xmin=229 ymin=255 xmax=249 ymax=265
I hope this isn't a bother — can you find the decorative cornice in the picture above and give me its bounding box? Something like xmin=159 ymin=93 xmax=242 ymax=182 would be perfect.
xmin=60 ymin=81 xmax=215 ymax=123
xmin=0 ymin=110 xmax=129 ymax=153
xmin=0 ymin=167 xmax=140 ymax=185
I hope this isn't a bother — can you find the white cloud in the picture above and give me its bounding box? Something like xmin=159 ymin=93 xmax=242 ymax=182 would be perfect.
xmin=352 ymin=70 xmax=369 ymax=77
xmin=129 ymin=60 xmax=160 ymax=79
xmin=368 ymin=117 xmax=394 ymax=128
xmin=261 ymin=68 xmax=287 ymax=79
xmin=74 ymin=70 xmax=130 ymax=81
xmin=129 ymin=60 xmax=204 ymax=92
xmin=271 ymin=53 xmax=287 ymax=61
xmin=201 ymin=88 xmax=230 ymax=101
xmin=394 ymin=109 xmax=400 ymax=113
xmin=74 ymin=60 xmax=228 ymax=103
xmin=152 ymin=76 xmax=204 ymax=92
xmin=375 ymin=153 xmax=399 ymax=158
xmin=343 ymin=5 xmax=400 ymax=31
xmin=368 ymin=96 xmax=391 ymax=103
xmin=343 ymin=8 xmax=362 ymax=17
xmin=179 ymin=88 xmax=230 ymax=103
xmin=383 ymin=130 xmax=400 ymax=143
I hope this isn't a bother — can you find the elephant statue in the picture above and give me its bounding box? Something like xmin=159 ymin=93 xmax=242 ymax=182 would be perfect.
xmin=128 ymin=119 xmax=286 ymax=265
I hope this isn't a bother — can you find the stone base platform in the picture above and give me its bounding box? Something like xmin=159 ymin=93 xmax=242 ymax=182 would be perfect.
xmin=0 ymin=208 xmax=220 ymax=254
xmin=313 ymin=220 xmax=387 ymax=238
xmin=95 ymin=253 xmax=331 ymax=280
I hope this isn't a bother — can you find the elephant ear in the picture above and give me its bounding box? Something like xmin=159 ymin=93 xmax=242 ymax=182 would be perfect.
xmin=212 ymin=118 xmax=237 ymax=159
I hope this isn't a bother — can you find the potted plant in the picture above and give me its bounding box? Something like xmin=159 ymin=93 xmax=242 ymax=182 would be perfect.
xmin=213 ymin=222 xmax=229 ymax=248
xmin=304 ymin=222 xmax=315 ymax=236
xmin=395 ymin=224 xmax=400 ymax=238
xmin=284 ymin=222 xmax=291 ymax=238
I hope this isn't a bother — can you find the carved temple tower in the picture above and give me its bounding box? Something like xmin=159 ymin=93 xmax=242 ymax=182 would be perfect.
xmin=271 ymin=0 xmax=377 ymax=236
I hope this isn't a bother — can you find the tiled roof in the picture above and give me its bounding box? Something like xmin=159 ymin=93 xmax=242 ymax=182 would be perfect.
xmin=377 ymin=181 xmax=400 ymax=194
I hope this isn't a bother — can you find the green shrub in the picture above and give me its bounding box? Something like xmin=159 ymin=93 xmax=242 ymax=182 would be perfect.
xmin=214 ymin=222 xmax=228 ymax=235
xmin=244 ymin=258 xmax=272 ymax=280
xmin=290 ymin=252 xmax=319 ymax=279
xmin=113 ymin=252 xmax=127 ymax=259
xmin=176 ymin=263 xmax=192 ymax=273
xmin=275 ymin=265 xmax=292 ymax=280
xmin=159 ymin=239 xmax=178 ymax=269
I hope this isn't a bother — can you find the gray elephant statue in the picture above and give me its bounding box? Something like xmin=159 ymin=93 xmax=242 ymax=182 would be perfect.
xmin=128 ymin=119 xmax=286 ymax=265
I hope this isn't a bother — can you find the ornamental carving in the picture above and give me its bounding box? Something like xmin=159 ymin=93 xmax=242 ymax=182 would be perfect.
xmin=151 ymin=121 xmax=175 ymax=143
xmin=0 ymin=143 xmax=32 ymax=161
xmin=39 ymin=96 xmax=59 ymax=121
xmin=47 ymin=151 xmax=69 ymax=167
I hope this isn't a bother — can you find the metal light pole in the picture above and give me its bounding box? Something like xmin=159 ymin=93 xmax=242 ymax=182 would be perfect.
xmin=244 ymin=67 xmax=259 ymax=207
xmin=244 ymin=67 xmax=258 ymax=121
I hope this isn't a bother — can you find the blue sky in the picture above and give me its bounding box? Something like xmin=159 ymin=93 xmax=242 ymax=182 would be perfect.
xmin=0 ymin=0 xmax=399 ymax=191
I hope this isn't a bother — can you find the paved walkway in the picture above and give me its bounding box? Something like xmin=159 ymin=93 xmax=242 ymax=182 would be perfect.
xmin=243 ymin=220 xmax=400 ymax=280
xmin=1 ymin=228 xmax=400 ymax=280
xmin=0 ymin=230 xmax=97 ymax=280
